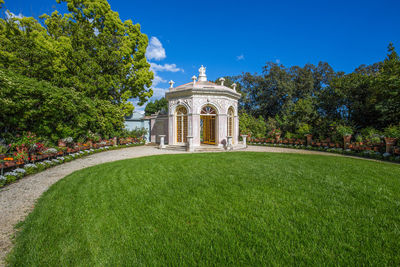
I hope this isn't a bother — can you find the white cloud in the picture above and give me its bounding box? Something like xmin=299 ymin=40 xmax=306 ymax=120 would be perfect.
xmin=236 ymin=54 xmax=245 ymax=61
xmin=151 ymin=87 xmax=169 ymax=99
xmin=146 ymin=37 xmax=166 ymax=61
xmin=152 ymin=74 xmax=166 ymax=86
xmin=275 ymin=59 xmax=281 ymax=64
xmin=150 ymin=63 xmax=183 ymax=72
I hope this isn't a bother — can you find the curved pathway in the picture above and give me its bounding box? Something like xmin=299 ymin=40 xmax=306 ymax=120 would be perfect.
xmin=0 ymin=144 xmax=356 ymax=265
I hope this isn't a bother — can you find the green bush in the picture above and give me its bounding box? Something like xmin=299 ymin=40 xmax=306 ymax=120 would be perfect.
xmin=336 ymin=125 xmax=354 ymax=136
xmin=384 ymin=124 xmax=400 ymax=138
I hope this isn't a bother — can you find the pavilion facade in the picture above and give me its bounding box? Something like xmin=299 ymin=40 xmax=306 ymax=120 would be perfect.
xmin=161 ymin=66 xmax=241 ymax=150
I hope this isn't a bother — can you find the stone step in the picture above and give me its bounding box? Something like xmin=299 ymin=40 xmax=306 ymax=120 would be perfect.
xmin=164 ymin=145 xmax=187 ymax=151
xmin=195 ymin=147 xmax=224 ymax=152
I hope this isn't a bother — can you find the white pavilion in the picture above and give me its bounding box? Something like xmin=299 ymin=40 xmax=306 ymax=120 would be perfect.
xmin=153 ymin=65 xmax=242 ymax=151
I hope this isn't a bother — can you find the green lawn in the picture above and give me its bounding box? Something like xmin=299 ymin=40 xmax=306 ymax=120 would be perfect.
xmin=7 ymin=152 xmax=400 ymax=266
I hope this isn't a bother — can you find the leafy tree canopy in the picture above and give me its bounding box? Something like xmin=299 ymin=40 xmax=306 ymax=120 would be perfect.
xmin=0 ymin=0 xmax=153 ymax=113
xmin=144 ymin=97 xmax=168 ymax=116
xmin=0 ymin=68 xmax=125 ymax=143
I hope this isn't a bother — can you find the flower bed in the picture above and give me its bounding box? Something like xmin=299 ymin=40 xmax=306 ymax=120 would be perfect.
xmin=0 ymin=142 xmax=144 ymax=188
xmin=248 ymin=140 xmax=400 ymax=163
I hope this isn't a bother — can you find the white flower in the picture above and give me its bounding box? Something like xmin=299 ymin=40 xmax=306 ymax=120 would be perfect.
xmin=0 ymin=175 xmax=6 ymax=181
xmin=4 ymin=171 xmax=18 ymax=176
xmin=24 ymin=163 xmax=37 ymax=168
xmin=43 ymin=148 xmax=58 ymax=154
xmin=383 ymin=152 xmax=391 ymax=157
xmin=62 ymin=137 xmax=74 ymax=143
xmin=57 ymin=157 xmax=65 ymax=161
xmin=14 ymin=168 xmax=26 ymax=173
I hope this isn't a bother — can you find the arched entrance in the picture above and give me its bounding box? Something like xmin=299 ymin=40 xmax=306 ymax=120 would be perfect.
xmin=176 ymin=106 xmax=188 ymax=143
xmin=200 ymin=106 xmax=217 ymax=144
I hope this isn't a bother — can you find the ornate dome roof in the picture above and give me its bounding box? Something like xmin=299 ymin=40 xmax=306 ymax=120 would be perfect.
xmin=166 ymin=65 xmax=240 ymax=98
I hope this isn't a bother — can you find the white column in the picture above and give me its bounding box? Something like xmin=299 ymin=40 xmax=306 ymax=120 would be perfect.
xmin=192 ymin=114 xmax=201 ymax=147
xmin=168 ymin=115 xmax=174 ymax=145
xmin=159 ymin=135 xmax=166 ymax=149
xmin=235 ymin=115 xmax=239 ymax=145
xmin=218 ymin=114 xmax=227 ymax=148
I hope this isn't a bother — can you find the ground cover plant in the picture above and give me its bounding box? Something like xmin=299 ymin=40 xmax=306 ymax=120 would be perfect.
xmin=8 ymin=152 xmax=400 ymax=265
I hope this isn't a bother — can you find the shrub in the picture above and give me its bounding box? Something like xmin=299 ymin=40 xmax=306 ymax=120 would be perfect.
xmin=4 ymin=171 xmax=18 ymax=183
xmin=383 ymin=125 xmax=400 ymax=139
xmin=14 ymin=168 xmax=26 ymax=178
xmin=24 ymin=163 xmax=38 ymax=175
xmin=336 ymin=125 xmax=354 ymax=136
xmin=297 ymin=123 xmax=312 ymax=136
xmin=0 ymin=175 xmax=6 ymax=187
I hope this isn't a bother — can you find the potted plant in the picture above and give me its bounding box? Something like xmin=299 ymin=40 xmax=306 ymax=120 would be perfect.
xmin=270 ymin=129 xmax=281 ymax=142
xmin=297 ymin=123 xmax=312 ymax=146
xmin=337 ymin=125 xmax=354 ymax=149
xmin=383 ymin=125 xmax=400 ymax=153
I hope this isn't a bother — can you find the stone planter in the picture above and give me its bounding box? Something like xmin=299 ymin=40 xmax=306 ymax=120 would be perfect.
xmin=343 ymin=135 xmax=352 ymax=149
xmin=384 ymin=137 xmax=397 ymax=154
xmin=306 ymin=134 xmax=313 ymax=146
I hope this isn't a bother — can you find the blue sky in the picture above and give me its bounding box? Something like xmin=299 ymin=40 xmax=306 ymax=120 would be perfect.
xmin=3 ymin=0 xmax=400 ymax=111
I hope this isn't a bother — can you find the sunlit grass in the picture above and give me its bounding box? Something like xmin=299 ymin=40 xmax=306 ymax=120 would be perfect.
xmin=8 ymin=152 xmax=400 ymax=266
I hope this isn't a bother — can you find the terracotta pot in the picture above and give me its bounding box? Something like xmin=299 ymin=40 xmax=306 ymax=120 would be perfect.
xmin=394 ymin=148 xmax=400 ymax=155
xmin=384 ymin=137 xmax=397 ymax=153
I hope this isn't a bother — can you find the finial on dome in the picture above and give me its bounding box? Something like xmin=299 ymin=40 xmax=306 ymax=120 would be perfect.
xmin=169 ymin=80 xmax=175 ymax=89
xmin=219 ymin=77 xmax=225 ymax=86
xmin=192 ymin=75 xmax=197 ymax=85
xmin=198 ymin=65 xmax=207 ymax=82
xmin=232 ymin=83 xmax=237 ymax=91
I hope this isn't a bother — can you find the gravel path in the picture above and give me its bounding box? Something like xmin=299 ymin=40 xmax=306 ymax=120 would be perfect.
xmin=0 ymin=145 xmax=344 ymax=265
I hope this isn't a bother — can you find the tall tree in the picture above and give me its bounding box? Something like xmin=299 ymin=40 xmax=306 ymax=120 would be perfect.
xmin=374 ymin=43 xmax=400 ymax=127
xmin=0 ymin=0 xmax=153 ymax=114
xmin=144 ymin=97 xmax=168 ymax=115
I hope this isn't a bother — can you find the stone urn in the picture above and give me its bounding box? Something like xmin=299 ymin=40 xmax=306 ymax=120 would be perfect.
xmin=343 ymin=135 xmax=352 ymax=149
xmin=306 ymin=134 xmax=313 ymax=146
xmin=384 ymin=137 xmax=397 ymax=154
xmin=275 ymin=134 xmax=281 ymax=143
